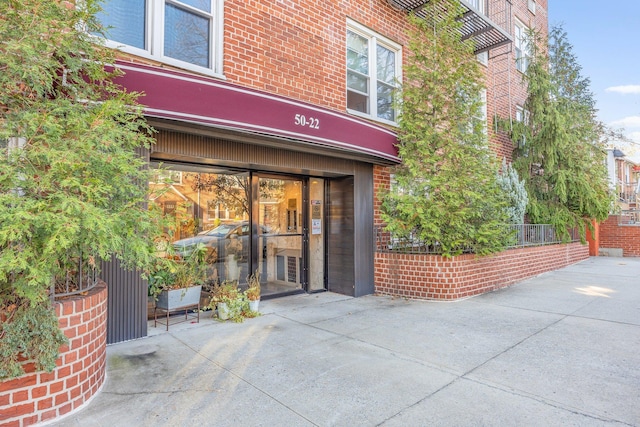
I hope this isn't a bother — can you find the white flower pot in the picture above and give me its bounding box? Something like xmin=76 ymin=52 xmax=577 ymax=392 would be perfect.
xmin=249 ymin=299 xmax=260 ymax=312
xmin=217 ymin=302 xmax=230 ymax=320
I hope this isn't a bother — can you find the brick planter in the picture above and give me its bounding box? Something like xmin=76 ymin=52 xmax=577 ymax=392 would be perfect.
xmin=599 ymin=215 xmax=640 ymax=257
xmin=375 ymin=242 xmax=589 ymax=300
xmin=0 ymin=282 xmax=108 ymax=426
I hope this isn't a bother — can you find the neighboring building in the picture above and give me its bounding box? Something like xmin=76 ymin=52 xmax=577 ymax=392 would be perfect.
xmin=606 ymin=148 xmax=640 ymax=211
xmin=96 ymin=0 xmax=548 ymax=342
xmin=599 ymin=148 xmax=640 ymax=257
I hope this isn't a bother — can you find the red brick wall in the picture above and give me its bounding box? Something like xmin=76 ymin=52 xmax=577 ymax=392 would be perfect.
xmin=486 ymin=0 xmax=548 ymax=163
xmin=373 ymin=164 xmax=590 ymax=300
xmin=113 ymin=1 xmax=547 ymax=166
xmin=600 ymin=215 xmax=640 ymax=257
xmin=223 ymin=0 xmax=411 ymax=111
xmin=375 ymin=242 xmax=589 ymax=300
xmin=0 ymin=283 xmax=107 ymax=426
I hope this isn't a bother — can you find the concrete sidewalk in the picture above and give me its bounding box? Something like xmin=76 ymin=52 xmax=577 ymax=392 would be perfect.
xmin=56 ymin=257 xmax=640 ymax=426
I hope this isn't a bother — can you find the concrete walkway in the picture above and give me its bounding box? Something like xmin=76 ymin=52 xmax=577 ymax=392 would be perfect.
xmin=56 ymin=257 xmax=640 ymax=426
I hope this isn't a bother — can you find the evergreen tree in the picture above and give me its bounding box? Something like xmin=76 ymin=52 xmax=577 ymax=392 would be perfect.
xmin=497 ymin=158 xmax=528 ymax=224
xmin=380 ymin=0 xmax=509 ymax=257
xmin=0 ymin=0 xmax=161 ymax=378
xmin=509 ymin=25 xmax=612 ymax=240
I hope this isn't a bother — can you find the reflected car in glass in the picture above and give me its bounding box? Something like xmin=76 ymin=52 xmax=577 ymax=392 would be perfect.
xmin=173 ymin=221 xmax=268 ymax=262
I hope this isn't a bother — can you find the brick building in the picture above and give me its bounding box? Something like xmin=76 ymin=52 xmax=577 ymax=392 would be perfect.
xmin=599 ymin=148 xmax=640 ymax=257
xmin=95 ymin=0 xmax=549 ymax=342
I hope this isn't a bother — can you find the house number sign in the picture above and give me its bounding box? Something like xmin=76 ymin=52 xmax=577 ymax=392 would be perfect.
xmin=294 ymin=114 xmax=320 ymax=129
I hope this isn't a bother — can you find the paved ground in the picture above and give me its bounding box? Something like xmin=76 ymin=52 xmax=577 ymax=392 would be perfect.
xmin=55 ymin=257 xmax=639 ymax=427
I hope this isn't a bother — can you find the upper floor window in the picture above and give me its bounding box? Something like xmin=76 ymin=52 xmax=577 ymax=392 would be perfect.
xmin=515 ymin=105 xmax=529 ymax=146
xmin=514 ymin=20 xmax=531 ymax=73
xmin=528 ymin=0 xmax=536 ymax=14
xmin=466 ymin=0 xmax=486 ymax=15
xmin=346 ymin=21 xmax=401 ymax=124
xmin=476 ymin=88 xmax=487 ymax=135
xmin=95 ymin=0 xmax=222 ymax=76
xmin=476 ymin=51 xmax=488 ymax=66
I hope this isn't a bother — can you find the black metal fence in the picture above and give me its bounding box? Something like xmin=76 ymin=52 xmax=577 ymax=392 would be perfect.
xmin=50 ymin=257 xmax=99 ymax=300
xmin=376 ymin=224 xmax=580 ymax=255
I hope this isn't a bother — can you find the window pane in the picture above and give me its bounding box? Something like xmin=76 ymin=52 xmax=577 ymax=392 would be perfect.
xmin=376 ymin=44 xmax=395 ymax=84
xmin=347 ymin=31 xmax=369 ymax=74
xmin=347 ymin=71 xmax=368 ymax=93
xmin=165 ymin=4 xmax=210 ymax=68
xmin=347 ymin=90 xmax=369 ymax=114
xmin=95 ymin=0 xmax=145 ymax=49
xmin=377 ymin=82 xmax=394 ymax=121
xmin=151 ymin=168 xmax=251 ymax=286
xmin=467 ymin=0 xmax=485 ymax=14
xmin=176 ymin=0 xmax=212 ymax=13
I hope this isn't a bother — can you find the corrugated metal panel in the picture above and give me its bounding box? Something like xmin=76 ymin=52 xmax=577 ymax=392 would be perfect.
xmin=102 ymin=257 xmax=147 ymax=344
xmin=327 ymin=177 xmax=355 ymax=296
xmin=103 ymin=147 xmax=150 ymax=344
xmin=153 ymin=130 xmax=357 ymax=176
xmin=353 ymin=163 xmax=375 ymax=297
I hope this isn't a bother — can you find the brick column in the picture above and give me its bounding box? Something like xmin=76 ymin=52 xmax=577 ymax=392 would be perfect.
xmin=0 ymin=282 xmax=108 ymax=426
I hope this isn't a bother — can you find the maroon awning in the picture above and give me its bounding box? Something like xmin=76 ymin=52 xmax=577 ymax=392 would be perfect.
xmin=111 ymin=61 xmax=400 ymax=163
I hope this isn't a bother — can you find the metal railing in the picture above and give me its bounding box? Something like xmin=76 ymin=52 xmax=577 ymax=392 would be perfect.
xmin=617 ymin=210 xmax=640 ymax=226
xmin=618 ymin=181 xmax=638 ymax=206
xmin=50 ymin=256 xmax=99 ymax=301
xmin=376 ymin=224 xmax=580 ymax=255
xmin=505 ymin=224 xmax=579 ymax=248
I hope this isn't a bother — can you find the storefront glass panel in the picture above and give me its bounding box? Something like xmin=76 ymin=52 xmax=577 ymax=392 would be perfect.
xmin=150 ymin=165 xmax=327 ymax=298
xmin=149 ymin=165 xmax=250 ymax=287
xmin=258 ymin=177 xmax=303 ymax=296
xmin=308 ymin=178 xmax=325 ymax=291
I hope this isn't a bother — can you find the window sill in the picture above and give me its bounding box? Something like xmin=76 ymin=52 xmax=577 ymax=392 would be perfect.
xmin=347 ymin=109 xmax=398 ymax=128
xmin=104 ymin=40 xmax=225 ymax=81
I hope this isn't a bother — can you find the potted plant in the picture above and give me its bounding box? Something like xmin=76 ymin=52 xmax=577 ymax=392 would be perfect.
xmin=245 ymin=270 xmax=261 ymax=312
xmin=209 ymin=279 xmax=259 ymax=322
xmin=147 ymin=243 xmax=207 ymax=328
xmin=211 ymin=280 xmax=240 ymax=321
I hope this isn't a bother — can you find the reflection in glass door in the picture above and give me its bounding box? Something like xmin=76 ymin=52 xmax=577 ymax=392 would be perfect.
xmin=308 ymin=178 xmax=325 ymax=291
xmin=258 ymin=177 xmax=303 ymax=296
xmin=149 ymin=165 xmax=250 ymax=287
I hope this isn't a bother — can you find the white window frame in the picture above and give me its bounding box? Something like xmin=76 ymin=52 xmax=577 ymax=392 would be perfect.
xmin=478 ymin=88 xmax=487 ymax=135
xmin=515 ymin=105 xmax=529 ymax=147
xmin=476 ymin=51 xmax=488 ymax=66
xmin=5 ymin=137 xmax=26 ymax=157
xmin=465 ymin=0 xmax=486 ymax=15
xmin=515 ymin=20 xmax=531 ymax=73
xmin=515 ymin=105 xmax=530 ymax=124
xmin=346 ymin=20 xmax=402 ymax=125
xmin=97 ymin=0 xmax=224 ymax=78
xmin=528 ymin=0 xmax=536 ymax=14
xmin=469 ymin=0 xmax=488 ymax=66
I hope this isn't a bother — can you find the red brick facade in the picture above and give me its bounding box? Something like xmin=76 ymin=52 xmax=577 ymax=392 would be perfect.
xmin=375 ymin=243 xmax=589 ymax=300
xmin=486 ymin=0 xmax=548 ymax=162
xmin=0 ymin=283 xmax=107 ymax=426
xmin=373 ymin=164 xmax=589 ymax=301
xmin=600 ymin=215 xmax=640 ymax=257
xmin=222 ymin=1 xmax=405 ymax=109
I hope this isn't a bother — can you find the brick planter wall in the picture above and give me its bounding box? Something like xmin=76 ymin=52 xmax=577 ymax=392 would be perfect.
xmin=375 ymin=243 xmax=589 ymax=300
xmin=0 ymin=282 xmax=107 ymax=426
xmin=599 ymin=215 xmax=640 ymax=257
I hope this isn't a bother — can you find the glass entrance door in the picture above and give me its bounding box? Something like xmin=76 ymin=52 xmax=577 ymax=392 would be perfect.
xmin=258 ymin=177 xmax=304 ymax=296
xmin=308 ymin=178 xmax=325 ymax=291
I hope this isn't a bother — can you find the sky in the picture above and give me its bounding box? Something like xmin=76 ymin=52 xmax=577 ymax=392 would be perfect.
xmin=548 ymin=1 xmax=640 ymax=160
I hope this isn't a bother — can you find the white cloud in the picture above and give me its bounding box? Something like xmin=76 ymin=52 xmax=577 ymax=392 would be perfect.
xmin=629 ymin=131 xmax=640 ymax=142
xmin=610 ymin=116 xmax=640 ymax=129
xmin=605 ymin=85 xmax=640 ymax=95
